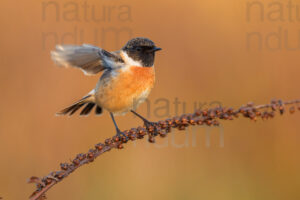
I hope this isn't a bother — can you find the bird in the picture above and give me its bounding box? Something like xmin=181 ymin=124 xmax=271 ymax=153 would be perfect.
xmin=51 ymin=37 xmax=162 ymax=137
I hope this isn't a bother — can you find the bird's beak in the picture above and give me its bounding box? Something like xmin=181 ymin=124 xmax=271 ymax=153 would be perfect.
xmin=152 ymin=47 xmax=162 ymax=52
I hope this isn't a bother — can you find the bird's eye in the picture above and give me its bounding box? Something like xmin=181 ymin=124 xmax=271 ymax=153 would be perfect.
xmin=136 ymin=47 xmax=142 ymax=51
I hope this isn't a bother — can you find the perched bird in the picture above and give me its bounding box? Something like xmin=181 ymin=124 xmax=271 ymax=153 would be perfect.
xmin=51 ymin=37 xmax=162 ymax=137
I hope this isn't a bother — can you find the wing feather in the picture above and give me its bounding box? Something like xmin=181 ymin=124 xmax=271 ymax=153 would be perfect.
xmin=51 ymin=44 xmax=123 ymax=75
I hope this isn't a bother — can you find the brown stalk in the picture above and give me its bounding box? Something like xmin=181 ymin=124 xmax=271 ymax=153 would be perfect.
xmin=28 ymin=99 xmax=300 ymax=200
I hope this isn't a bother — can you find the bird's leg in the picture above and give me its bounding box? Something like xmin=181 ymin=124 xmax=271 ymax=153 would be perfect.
xmin=131 ymin=110 xmax=159 ymax=136
xmin=110 ymin=113 xmax=127 ymax=138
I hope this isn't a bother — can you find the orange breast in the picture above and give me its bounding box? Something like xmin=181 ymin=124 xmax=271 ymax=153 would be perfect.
xmin=96 ymin=66 xmax=155 ymax=114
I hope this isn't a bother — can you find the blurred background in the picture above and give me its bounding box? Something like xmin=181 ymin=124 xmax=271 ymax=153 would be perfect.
xmin=0 ymin=0 xmax=300 ymax=199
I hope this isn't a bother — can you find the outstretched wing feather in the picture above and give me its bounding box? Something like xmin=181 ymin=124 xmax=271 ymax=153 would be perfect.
xmin=51 ymin=44 xmax=123 ymax=75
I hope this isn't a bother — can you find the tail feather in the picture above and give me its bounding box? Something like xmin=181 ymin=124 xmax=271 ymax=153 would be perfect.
xmin=95 ymin=106 xmax=102 ymax=115
xmin=80 ymin=103 xmax=95 ymax=116
xmin=69 ymin=104 xmax=85 ymax=115
xmin=57 ymin=94 xmax=102 ymax=116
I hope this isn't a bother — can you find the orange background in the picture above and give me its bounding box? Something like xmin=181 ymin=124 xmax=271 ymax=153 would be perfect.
xmin=0 ymin=0 xmax=300 ymax=199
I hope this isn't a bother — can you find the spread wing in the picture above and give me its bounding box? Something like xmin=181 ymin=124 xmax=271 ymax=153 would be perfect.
xmin=51 ymin=44 xmax=124 ymax=75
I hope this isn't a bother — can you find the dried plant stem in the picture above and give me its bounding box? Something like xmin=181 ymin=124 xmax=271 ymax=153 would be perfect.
xmin=28 ymin=99 xmax=300 ymax=200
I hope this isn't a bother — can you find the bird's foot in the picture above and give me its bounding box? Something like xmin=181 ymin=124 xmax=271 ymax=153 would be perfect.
xmin=143 ymin=120 xmax=160 ymax=136
xmin=115 ymin=129 xmax=129 ymax=141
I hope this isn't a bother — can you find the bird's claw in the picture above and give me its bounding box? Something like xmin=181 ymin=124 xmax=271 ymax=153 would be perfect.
xmin=143 ymin=121 xmax=159 ymax=136
xmin=116 ymin=130 xmax=129 ymax=141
